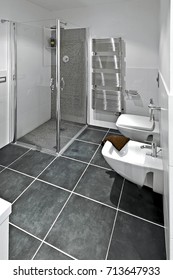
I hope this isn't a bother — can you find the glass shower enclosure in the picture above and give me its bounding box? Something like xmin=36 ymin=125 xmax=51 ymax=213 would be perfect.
xmin=14 ymin=19 xmax=87 ymax=154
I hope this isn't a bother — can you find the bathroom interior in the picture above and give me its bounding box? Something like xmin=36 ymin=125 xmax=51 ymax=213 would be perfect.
xmin=0 ymin=0 xmax=172 ymax=260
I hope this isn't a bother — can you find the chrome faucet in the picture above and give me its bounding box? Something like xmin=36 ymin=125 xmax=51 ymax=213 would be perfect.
xmin=148 ymin=98 xmax=161 ymax=121
xmin=140 ymin=141 xmax=158 ymax=157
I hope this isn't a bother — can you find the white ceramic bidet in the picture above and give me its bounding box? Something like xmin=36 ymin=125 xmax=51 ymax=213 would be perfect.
xmin=102 ymin=140 xmax=163 ymax=194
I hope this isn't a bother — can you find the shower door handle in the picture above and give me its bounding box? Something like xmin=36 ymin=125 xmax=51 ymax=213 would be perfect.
xmin=60 ymin=77 xmax=65 ymax=91
xmin=50 ymin=77 xmax=55 ymax=92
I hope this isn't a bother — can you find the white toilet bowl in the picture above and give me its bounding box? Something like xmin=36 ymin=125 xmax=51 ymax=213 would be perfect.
xmin=102 ymin=140 xmax=163 ymax=194
xmin=116 ymin=114 xmax=160 ymax=145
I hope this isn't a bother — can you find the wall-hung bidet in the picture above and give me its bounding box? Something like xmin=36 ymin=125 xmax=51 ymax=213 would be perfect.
xmin=102 ymin=140 xmax=163 ymax=194
xmin=116 ymin=99 xmax=161 ymax=145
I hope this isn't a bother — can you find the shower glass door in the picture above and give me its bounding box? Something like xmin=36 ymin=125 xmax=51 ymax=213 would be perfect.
xmin=15 ymin=19 xmax=87 ymax=154
xmin=58 ymin=21 xmax=87 ymax=151
xmin=15 ymin=19 xmax=57 ymax=153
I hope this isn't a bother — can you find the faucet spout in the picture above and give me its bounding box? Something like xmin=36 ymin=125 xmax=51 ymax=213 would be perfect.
xmin=151 ymin=142 xmax=157 ymax=157
xmin=140 ymin=141 xmax=158 ymax=157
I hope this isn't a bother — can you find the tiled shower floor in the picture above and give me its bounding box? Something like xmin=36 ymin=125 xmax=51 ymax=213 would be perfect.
xmin=0 ymin=126 xmax=166 ymax=260
xmin=18 ymin=119 xmax=84 ymax=151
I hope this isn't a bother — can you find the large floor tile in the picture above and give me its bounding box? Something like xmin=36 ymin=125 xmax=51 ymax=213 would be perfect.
xmin=0 ymin=169 xmax=33 ymax=203
xmin=34 ymin=243 xmax=73 ymax=260
xmin=119 ymin=180 xmax=164 ymax=225
xmin=77 ymin=128 xmax=107 ymax=144
xmin=10 ymin=180 xmax=70 ymax=239
xmin=107 ymin=212 xmax=166 ymax=260
xmin=46 ymin=194 xmax=116 ymax=260
xmin=0 ymin=144 xmax=28 ymax=166
xmin=63 ymin=140 xmax=98 ymax=162
xmin=60 ymin=121 xmax=84 ymax=138
xmin=75 ymin=166 xmax=123 ymax=207
xmin=88 ymin=125 xmax=108 ymax=131
xmin=39 ymin=157 xmax=87 ymax=191
xmin=91 ymin=146 xmax=111 ymax=169
xmin=109 ymin=129 xmax=122 ymax=135
xmin=10 ymin=150 xmax=55 ymax=177
xmin=0 ymin=166 xmax=4 ymax=172
xmin=9 ymin=225 xmax=41 ymax=260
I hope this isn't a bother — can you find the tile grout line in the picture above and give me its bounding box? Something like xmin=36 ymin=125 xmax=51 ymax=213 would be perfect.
xmin=31 ymin=192 xmax=73 ymax=260
xmin=118 ymin=208 xmax=166 ymax=229
xmin=12 ymin=153 xmax=59 ymax=205
xmin=7 ymin=148 xmax=32 ymax=168
xmin=60 ymin=155 xmax=89 ymax=165
xmin=74 ymin=138 xmax=101 ymax=146
xmin=73 ymin=191 xmax=118 ymax=211
xmin=105 ymin=178 xmax=125 ymax=260
xmin=31 ymin=144 xmax=101 ymax=260
xmin=89 ymin=163 xmax=112 ymax=171
xmin=9 ymin=222 xmax=76 ymax=260
xmin=0 ymin=166 xmax=6 ymax=174
xmin=6 ymin=167 xmax=35 ymax=179
xmin=0 ymin=149 xmax=31 ymax=174
xmin=87 ymin=127 xmax=109 ymax=133
xmin=37 ymin=178 xmax=72 ymax=195
xmin=43 ymin=241 xmax=77 ymax=260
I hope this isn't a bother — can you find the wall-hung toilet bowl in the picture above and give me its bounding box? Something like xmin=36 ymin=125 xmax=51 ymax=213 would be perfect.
xmin=102 ymin=140 xmax=163 ymax=194
xmin=116 ymin=114 xmax=160 ymax=145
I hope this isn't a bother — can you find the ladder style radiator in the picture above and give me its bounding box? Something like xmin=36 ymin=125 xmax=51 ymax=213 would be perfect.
xmin=92 ymin=38 xmax=125 ymax=114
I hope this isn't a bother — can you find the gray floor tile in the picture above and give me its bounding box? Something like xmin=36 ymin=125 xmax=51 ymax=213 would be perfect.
xmin=109 ymin=129 xmax=122 ymax=135
xmin=88 ymin=125 xmax=108 ymax=132
xmin=0 ymin=166 xmax=4 ymax=172
xmin=10 ymin=150 xmax=55 ymax=177
xmin=0 ymin=169 xmax=33 ymax=203
xmin=19 ymin=119 xmax=56 ymax=151
xmin=75 ymin=166 xmax=123 ymax=207
xmin=34 ymin=243 xmax=72 ymax=260
xmin=46 ymin=194 xmax=116 ymax=260
xmin=91 ymin=146 xmax=111 ymax=169
xmin=9 ymin=225 xmax=41 ymax=260
xmin=77 ymin=128 xmax=107 ymax=144
xmin=19 ymin=119 xmax=84 ymax=151
xmin=39 ymin=157 xmax=87 ymax=191
xmin=119 ymin=180 xmax=164 ymax=225
xmin=0 ymin=144 xmax=28 ymax=166
xmin=60 ymin=121 xmax=84 ymax=138
xmin=107 ymin=212 xmax=166 ymax=260
xmin=63 ymin=140 xmax=98 ymax=162
xmin=10 ymin=180 xmax=70 ymax=239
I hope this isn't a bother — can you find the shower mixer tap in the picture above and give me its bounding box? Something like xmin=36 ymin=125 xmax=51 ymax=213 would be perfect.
xmin=50 ymin=77 xmax=55 ymax=92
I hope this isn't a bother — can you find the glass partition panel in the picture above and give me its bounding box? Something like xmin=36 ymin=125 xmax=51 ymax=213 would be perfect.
xmin=15 ymin=19 xmax=88 ymax=154
xmin=15 ymin=20 xmax=57 ymax=152
xmin=58 ymin=24 xmax=87 ymax=151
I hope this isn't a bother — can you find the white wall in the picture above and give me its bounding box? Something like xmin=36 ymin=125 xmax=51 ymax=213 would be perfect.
xmin=0 ymin=0 xmax=52 ymax=22
xmin=52 ymin=0 xmax=160 ymax=128
xmin=159 ymin=0 xmax=173 ymax=260
xmin=0 ymin=0 xmax=53 ymax=144
xmin=0 ymin=22 xmax=9 ymax=148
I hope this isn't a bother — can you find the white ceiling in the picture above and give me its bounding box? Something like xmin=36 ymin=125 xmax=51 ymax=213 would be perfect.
xmin=26 ymin=0 xmax=117 ymax=11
